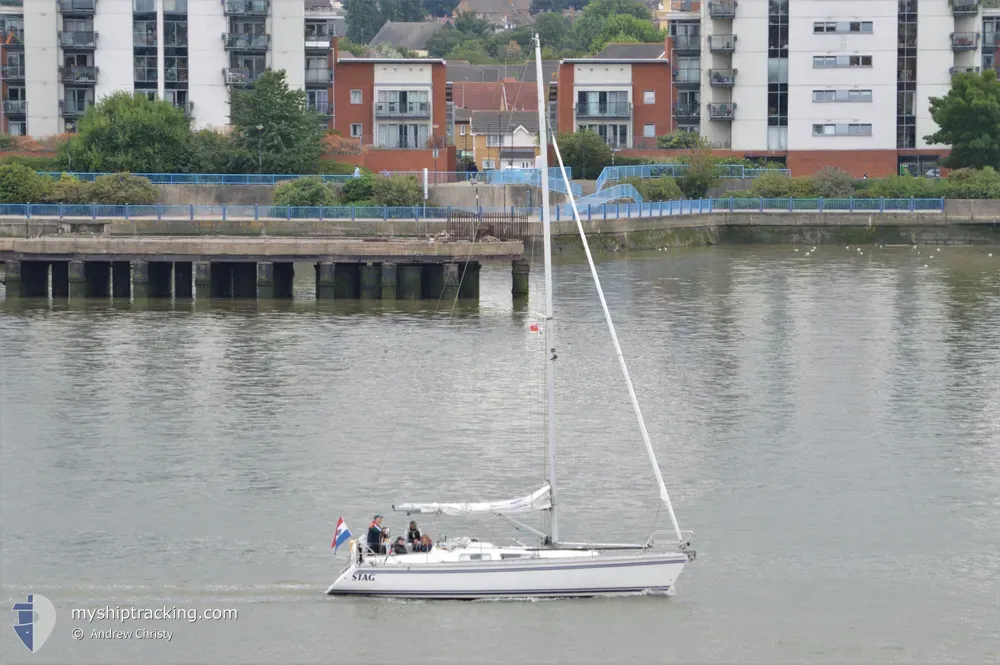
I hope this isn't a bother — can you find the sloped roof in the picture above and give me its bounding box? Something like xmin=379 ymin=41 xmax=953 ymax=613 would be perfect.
xmin=470 ymin=110 xmax=539 ymax=135
xmin=369 ymin=21 xmax=445 ymax=50
xmin=447 ymin=61 xmax=558 ymax=83
xmin=458 ymin=0 xmax=530 ymax=15
xmin=453 ymin=82 xmax=505 ymax=110
xmin=502 ymin=81 xmax=538 ymax=111
xmin=596 ymin=43 xmax=666 ymax=59
xmin=454 ymin=108 xmax=472 ymax=122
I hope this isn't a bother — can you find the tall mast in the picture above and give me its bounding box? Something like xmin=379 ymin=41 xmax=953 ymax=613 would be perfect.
xmin=533 ymin=34 xmax=558 ymax=545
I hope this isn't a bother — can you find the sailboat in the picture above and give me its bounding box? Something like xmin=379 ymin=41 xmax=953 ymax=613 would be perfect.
xmin=325 ymin=35 xmax=695 ymax=600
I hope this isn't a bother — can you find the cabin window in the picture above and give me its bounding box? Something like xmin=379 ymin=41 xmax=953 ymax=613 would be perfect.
xmin=500 ymin=553 xmax=523 ymax=559
xmin=459 ymin=553 xmax=492 ymax=561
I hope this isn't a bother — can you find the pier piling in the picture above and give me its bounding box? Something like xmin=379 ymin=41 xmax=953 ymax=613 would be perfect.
xmin=51 ymin=261 xmax=69 ymax=298
xmin=149 ymin=262 xmax=173 ymax=299
xmin=273 ymin=262 xmax=294 ymax=298
xmin=398 ymin=264 xmax=423 ymax=299
xmin=68 ymin=261 xmax=86 ymax=299
xmin=194 ymin=262 xmax=211 ymax=300
xmin=459 ymin=261 xmax=480 ymax=300
xmin=380 ymin=262 xmax=397 ymax=299
xmin=257 ymin=262 xmax=275 ymax=300
xmin=112 ymin=261 xmax=131 ymax=299
xmin=3 ymin=260 xmax=21 ymax=297
xmin=132 ymin=261 xmax=150 ymax=299
xmin=175 ymin=262 xmax=193 ymax=299
xmin=334 ymin=263 xmax=360 ymax=299
xmin=315 ymin=262 xmax=336 ymax=299
xmin=359 ymin=262 xmax=381 ymax=299
xmin=512 ymin=258 xmax=529 ymax=298
xmin=442 ymin=263 xmax=460 ymax=301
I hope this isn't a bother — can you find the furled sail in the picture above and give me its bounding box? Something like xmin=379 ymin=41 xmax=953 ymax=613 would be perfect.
xmin=392 ymin=485 xmax=551 ymax=516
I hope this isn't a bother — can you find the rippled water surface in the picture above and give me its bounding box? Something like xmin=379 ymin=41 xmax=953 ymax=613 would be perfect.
xmin=1 ymin=245 xmax=998 ymax=664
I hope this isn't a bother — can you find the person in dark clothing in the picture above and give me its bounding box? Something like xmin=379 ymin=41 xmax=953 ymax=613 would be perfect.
xmin=366 ymin=514 xmax=386 ymax=554
xmin=391 ymin=537 xmax=408 ymax=555
xmin=406 ymin=521 xmax=421 ymax=547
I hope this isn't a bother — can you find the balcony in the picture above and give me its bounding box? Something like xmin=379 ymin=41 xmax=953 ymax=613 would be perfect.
xmin=669 ymin=0 xmax=700 ymax=11
xmin=376 ymin=101 xmax=432 ymax=118
xmin=59 ymin=65 xmax=99 ymax=84
xmin=305 ymin=68 xmax=332 ymax=85
xmin=1 ymin=64 xmax=24 ymax=81
xmin=673 ymin=68 xmax=700 ymax=87
xmin=308 ymin=101 xmax=332 ymax=116
xmin=950 ymin=31 xmax=979 ymax=50
xmin=60 ymin=99 xmax=93 ymax=117
xmin=574 ymin=101 xmax=632 ymax=118
xmin=3 ymin=100 xmax=27 ymax=115
xmin=708 ymin=34 xmax=735 ymax=52
xmin=709 ymin=68 xmax=736 ymax=86
xmin=950 ymin=66 xmax=981 ymax=75
xmin=223 ymin=68 xmax=263 ymax=86
xmin=708 ymin=102 xmax=736 ymax=120
xmin=59 ymin=31 xmax=98 ymax=49
xmin=951 ymin=0 xmax=980 ymax=15
xmin=3 ymin=30 xmax=24 ymax=49
xmin=224 ymin=0 xmax=269 ymax=16
xmin=708 ymin=0 xmax=736 ymax=18
xmin=57 ymin=0 xmax=97 ymax=14
xmin=672 ymin=104 xmax=701 ymax=120
xmin=223 ymin=33 xmax=270 ymax=50
xmin=671 ymin=35 xmax=700 ymax=53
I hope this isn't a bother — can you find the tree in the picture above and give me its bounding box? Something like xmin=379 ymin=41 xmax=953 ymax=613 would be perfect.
xmin=423 ymin=0 xmax=460 ymax=16
xmin=677 ymin=145 xmax=720 ymax=198
xmin=573 ymin=0 xmax=652 ymax=49
xmin=925 ymin=69 xmax=1000 ymax=170
xmin=533 ymin=12 xmax=574 ymax=51
xmin=454 ymin=11 xmax=492 ymax=37
xmin=503 ymin=40 xmax=523 ymax=61
xmin=185 ymin=129 xmax=236 ymax=173
xmin=590 ymin=14 xmax=663 ymax=51
xmin=0 ymin=163 xmax=50 ymax=203
xmin=346 ymin=0 xmax=384 ymax=44
xmin=228 ymin=70 xmax=325 ymax=174
xmin=398 ymin=0 xmax=426 ymax=20
xmin=425 ymin=26 xmax=465 ymax=56
xmin=556 ymin=130 xmax=612 ymax=179
xmin=61 ymin=91 xmax=192 ymax=173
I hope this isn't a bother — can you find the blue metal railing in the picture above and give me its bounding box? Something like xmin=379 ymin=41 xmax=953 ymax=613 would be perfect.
xmin=380 ymin=168 xmax=582 ymax=196
xmin=559 ymin=184 xmax=643 ymax=216
xmin=0 ymin=198 xmax=945 ymax=222
xmin=37 ymin=172 xmax=358 ymax=185
xmin=595 ymin=164 xmax=792 ymax=191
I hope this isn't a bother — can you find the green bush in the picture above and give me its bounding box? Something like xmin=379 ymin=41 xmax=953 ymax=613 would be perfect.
xmin=748 ymin=172 xmax=793 ymax=197
xmin=0 ymin=155 xmax=63 ymax=171
xmin=272 ymin=177 xmax=338 ymax=207
xmin=0 ymin=163 xmax=50 ymax=203
xmin=623 ymin=176 xmax=683 ymax=202
xmin=90 ymin=173 xmax=157 ymax=205
xmin=656 ymin=132 xmax=704 ymax=149
xmin=865 ymin=175 xmax=944 ymax=199
xmin=341 ymin=174 xmax=375 ymax=203
xmin=185 ymin=129 xmax=235 ymax=174
xmin=0 ymin=133 xmax=15 ymax=151
xmin=372 ymin=175 xmax=423 ymax=206
xmin=940 ymin=167 xmax=1000 ymax=199
xmin=812 ymin=167 xmax=855 ymax=198
xmin=45 ymin=173 xmax=92 ymax=204
xmin=677 ymin=148 xmax=720 ymax=198
xmin=316 ymin=160 xmax=369 ymax=176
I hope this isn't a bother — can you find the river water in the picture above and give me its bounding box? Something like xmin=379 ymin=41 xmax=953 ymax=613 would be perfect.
xmin=1 ymin=245 xmax=998 ymax=664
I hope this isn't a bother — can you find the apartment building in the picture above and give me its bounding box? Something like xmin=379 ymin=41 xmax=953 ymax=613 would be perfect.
xmin=554 ymin=57 xmax=673 ymax=149
xmin=0 ymin=0 xmax=341 ymax=136
xmin=330 ymin=45 xmax=455 ymax=171
xmin=654 ymin=0 xmax=1000 ymax=175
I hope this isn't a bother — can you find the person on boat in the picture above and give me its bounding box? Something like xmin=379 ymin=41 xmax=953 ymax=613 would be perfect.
xmin=391 ymin=536 xmax=408 ymax=555
xmin=406 ymin=521 xmax=421 ymax=546
xmin=417 ymin=535 xmax=433 ymax=552
xmin=367 ymin=514 xmax=386 ymax=554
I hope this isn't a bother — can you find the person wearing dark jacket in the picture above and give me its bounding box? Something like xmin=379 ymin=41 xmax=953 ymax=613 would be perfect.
xmin=366 ymin=514 xmax=386 ymax=554
xmin=391 ymin=537 xmax=408 ymax=555
xmin=406 ymin=521 xmax=421 ymax=547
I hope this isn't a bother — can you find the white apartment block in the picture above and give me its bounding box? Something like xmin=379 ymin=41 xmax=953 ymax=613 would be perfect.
xmin=664 ymin=0 xmax=1000 ymax=171
xmin=0 ymin=0 xmax=342 ymax=136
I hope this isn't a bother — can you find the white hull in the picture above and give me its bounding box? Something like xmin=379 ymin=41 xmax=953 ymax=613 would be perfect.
xmin=326 ymin=541 xmax=688 ymax=599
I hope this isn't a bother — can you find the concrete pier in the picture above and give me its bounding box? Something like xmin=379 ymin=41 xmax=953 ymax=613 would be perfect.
xmin=68 ymin=260 xmax=86 ymax=298
xmin=381 ymin=261 xmax=397 ymax=299
xmin=398 ymin=264 xmax=423 ymax=299
xmin=132 ymin=261 xmax=150 ymax=299
xmin=459 ymin=261 xmax=480 ymax=300
xmin=359 ymin=263 xmax=381 ymax=299
xmin=84 ymin=261 xmax=111 ymax=298
xmin=3 ymin=260 xmax=21 ymax=297
xmin=316 ymin=262 xmax=335 ymax=299
xmin=194 ymin=262 xmax=211 ymax=299
xmin=334 ymin=263 xmax=359 ymax=299
xmin=257 ymin=262 xmax=275 ymax=299
xmin=210 ymin=263 xmax=233 ymax=297
xmin=442 ymin=263 xmax=460 ymax=301
xmin=512 ymin=258 xmax=529 ymax=298
xmin=175 ymin=262 xmax=193 ymax=299
xmin=233 ymin=262 xmax=257 ymax=298
xmin=21 ymin=261 xmax=47 ymax=298
xmin=112 ymin=261 xmax=131 ymax=299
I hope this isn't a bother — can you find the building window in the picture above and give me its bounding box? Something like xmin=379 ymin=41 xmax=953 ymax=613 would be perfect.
xmin=813 ymin=21 xmax=873 ymax=34
xmin=350 ymin=123 xmax=362 ymax=138
xmin=643 ymin=123 xmax=655 ymax=137
xmin=483 ymin=160 xmax=496 ymax=170
xmin=813 ymin=55 xmax=873 ymax=68
xmin=812 ymin=89 xmax=873 ymax=103
xmin=812 ymin=123 xmax=873 ymax=137
xmin=897 ymin=0 xmax=917 ymax=149
xmin=459 ymin=125 xmax=466 ymax=135
xmin=643 ymin=90 xmax=655 ymax=104
xmin=350 ymin=90 xmax=362 ymax=104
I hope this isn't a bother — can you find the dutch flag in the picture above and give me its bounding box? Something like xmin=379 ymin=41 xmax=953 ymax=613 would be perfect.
xmin=332 ymin=517 xmax=352 ymax=554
